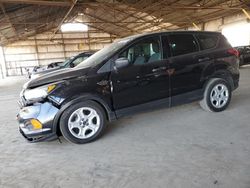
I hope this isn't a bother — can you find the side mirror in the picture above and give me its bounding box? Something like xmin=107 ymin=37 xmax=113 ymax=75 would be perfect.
xmin=69 ymin=63 xmax=75 ymax=68
xmin=114 ymin=58 xmax=129 ymax=70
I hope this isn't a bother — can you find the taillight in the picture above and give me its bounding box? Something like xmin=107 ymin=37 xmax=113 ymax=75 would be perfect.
xmin=227 ymin=48 xmax=239 ymax=57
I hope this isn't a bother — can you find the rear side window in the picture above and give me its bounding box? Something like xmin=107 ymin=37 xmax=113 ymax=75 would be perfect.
xmin=168 ymin=34 xmax=198 ymax=56
xmin=219 ymin=35 xmax=232 ymax=48
xmin=196 ymin=34 xmax=218 ymax=50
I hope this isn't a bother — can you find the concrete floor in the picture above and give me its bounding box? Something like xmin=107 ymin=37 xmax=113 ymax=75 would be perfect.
xmin=0 ymin=66 xmax=250 ymax=188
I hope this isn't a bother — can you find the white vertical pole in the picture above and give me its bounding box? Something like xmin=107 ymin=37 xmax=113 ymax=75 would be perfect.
xmin=0 ymin=46 xmax=6 ymax=79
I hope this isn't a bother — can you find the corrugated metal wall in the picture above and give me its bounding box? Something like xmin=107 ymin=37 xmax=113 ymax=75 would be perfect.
xmin=2 ymin=28 xmax=114 ymax=76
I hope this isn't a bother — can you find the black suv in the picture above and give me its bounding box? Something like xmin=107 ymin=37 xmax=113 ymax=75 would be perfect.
xmin=17 ymin=31 xmax=239 ymax=144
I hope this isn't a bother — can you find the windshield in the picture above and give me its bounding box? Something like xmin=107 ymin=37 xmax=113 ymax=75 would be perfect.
xmin=77 ymin=37 xmax=134 ymax=68
xmin=60 ymin=56 xmax=74 ymax=67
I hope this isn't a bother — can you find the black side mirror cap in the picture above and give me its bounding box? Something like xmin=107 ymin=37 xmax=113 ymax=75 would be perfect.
xmin=69 ymin=63 xmax=75 ymax=68
xmin=114 ymin=58 xmax=129 ymax=70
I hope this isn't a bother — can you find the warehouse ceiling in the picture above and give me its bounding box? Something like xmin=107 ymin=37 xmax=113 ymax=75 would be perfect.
xmin=0 ymin=0 xmax=249 ymax=45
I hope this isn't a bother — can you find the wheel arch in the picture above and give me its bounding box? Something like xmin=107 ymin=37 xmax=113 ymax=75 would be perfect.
xmin=203 ymin=69 xmax=234 ymax=91
xmin=52 ymin=94 xmax=116 ymax=135
xmin=199 ymin=77 xmax=232 ymax=112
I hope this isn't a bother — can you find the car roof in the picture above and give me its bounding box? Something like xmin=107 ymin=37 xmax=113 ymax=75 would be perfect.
xmin=123 ymin=30 xmax=221 ymax=41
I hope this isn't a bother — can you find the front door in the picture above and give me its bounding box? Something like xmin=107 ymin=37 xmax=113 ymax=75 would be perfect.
xmin=111 ymin=36 xmax=170 ymax=110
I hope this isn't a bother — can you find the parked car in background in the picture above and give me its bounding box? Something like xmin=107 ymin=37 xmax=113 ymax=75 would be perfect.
xmin=235 ymin=45 xmax=250 ymax=66
xmin=17 ymin=31 xmax=239 ymax=144
xmin=26 ymin=61 xmax=64 ymax=78
xmin=29 ymin=51 xmax=96 ymax=79
xmin=47 ymin=61 xmax=65 ymax=68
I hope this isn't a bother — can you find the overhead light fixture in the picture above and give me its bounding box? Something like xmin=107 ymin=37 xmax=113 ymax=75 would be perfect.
xmin=61 ymin=23 xmax=88 ymax=32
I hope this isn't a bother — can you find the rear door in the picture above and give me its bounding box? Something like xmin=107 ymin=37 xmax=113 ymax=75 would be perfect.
xmin=164 ymin=33 xmax=200 ymax=97
xmin=194 ymin=33 xmax=219 ymax=78
xmin=164 ymin=33 xmax=218 ymax=99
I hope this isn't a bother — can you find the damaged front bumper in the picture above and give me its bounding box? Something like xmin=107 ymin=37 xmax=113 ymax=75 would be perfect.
xmin=17 ymin=102 xmax=59 ymax=142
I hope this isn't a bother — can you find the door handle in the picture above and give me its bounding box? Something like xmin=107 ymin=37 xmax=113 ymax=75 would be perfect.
xmin=152 ymin=66 xmax=166 ymax=72
xmin=198 ymin=57 xmax=210 ymax=62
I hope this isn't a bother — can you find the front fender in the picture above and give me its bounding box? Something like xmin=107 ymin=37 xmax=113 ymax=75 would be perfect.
xmin=52 ymin=94 xmax=117 ymax=133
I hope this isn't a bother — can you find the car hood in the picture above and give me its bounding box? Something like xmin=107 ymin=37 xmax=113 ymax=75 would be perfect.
xmin=33 ymin=66 xmax=61 ymax=75
xmin=27 ymin=67 xmax=90 ymax=89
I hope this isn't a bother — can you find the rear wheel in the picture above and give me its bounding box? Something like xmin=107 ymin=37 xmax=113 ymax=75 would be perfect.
xmin=200 ymin=78 xmax=232 ymax=112
xmin=60 ymin=101 xmax=107 ymax=144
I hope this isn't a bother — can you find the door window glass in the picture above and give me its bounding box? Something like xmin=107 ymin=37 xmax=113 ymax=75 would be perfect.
xmin=168 ymin=34 xmax=198 ymax=56
xmin=119 ymin=37 xmax=161 ymax=65
xmin=196 ymin=34 xmax=218 ymax=50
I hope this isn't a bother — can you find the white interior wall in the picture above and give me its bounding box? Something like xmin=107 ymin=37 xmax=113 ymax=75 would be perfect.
xmin=221 ymin=14 xmax=250 ymax=47
xmin=188 ymin=13 xmax=249 ymax=47
xmin=204 ymin=19 xmax=223 ymax=31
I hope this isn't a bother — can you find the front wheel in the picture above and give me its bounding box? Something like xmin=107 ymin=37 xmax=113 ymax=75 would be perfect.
xmin=59 ymin=101 xmax=107 ymax=144
xmin=200 ymin=78 xmax=232 ymax=112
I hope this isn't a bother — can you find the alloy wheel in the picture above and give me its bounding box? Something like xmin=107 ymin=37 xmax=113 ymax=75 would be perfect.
xmin=68 ymin=107 xmax=100 ymax=139
xmin=210 ymin=83 xmax=229 ymax=108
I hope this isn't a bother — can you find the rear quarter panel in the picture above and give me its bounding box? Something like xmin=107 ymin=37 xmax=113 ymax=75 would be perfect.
xmin=204 ymin=48 xmax=239 ymax=89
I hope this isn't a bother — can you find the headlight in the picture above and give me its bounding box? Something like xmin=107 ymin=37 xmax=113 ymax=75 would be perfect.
xmin=24 ymin=84 xmax=56 ymax=102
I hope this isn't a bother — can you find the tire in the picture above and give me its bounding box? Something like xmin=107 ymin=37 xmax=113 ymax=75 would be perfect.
xmin=59 ymin=101 xmax=107 ymax=144
xmin=200 ymin=78 xmax=232 ymax=112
